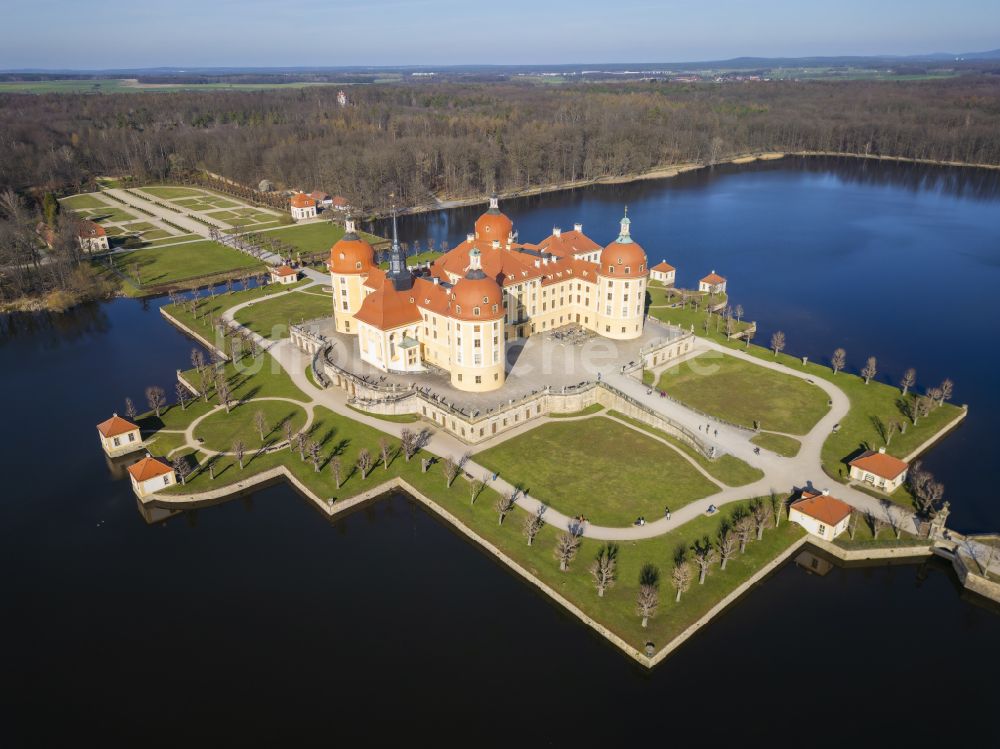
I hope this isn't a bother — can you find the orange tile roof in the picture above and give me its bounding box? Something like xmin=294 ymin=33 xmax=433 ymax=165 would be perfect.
xmin=127 ymin=456 xmax=173 ymax=482
xmin=96 ymin=414 xmax=139 ymax=438
xmin=272 ymin=265 xmax=297 ymax=277
xmin=791 ymin=491 xmax=852 ymax=526
xmin=310 ymin=191 xmax=330 ymax=201
xmin=77 ymin=220 xmax=106 ymax=238
xmin=290 ymin=193 xmax=315 ymax=208
xmin=331 ymin=196 xmax=348 ymax=207
xmin=701 ymin=272 xmax=726 ymax=284
xmin=652 ymin=261 xmax=675 ymax=273
xmin=354 ymin=277 xmax=423 ymax=331
xmin=849 ymin=451 xmax=908 ymax=480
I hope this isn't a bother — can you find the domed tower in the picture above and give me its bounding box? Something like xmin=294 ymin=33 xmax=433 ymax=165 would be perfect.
xmin=474 ymin=193 xmax=513 ymax=247
xmin=448 ymin=247 xmax=506 ymax=392
xmin=596 ymin=208 xmax=648 ymax=340
xmin=329 ymin=216 xmax=375 ymax=334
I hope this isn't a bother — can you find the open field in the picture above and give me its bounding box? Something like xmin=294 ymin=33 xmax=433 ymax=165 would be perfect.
xmin=658 ymin=352 xmax=829 ymax=434
xmin=163 ymin=280 xmax=309 ymax=337
xmin=606 ymin=410 xmax=763 ymax=487
xmin=263 ymin=222 xmax=385 ymax=254
xmin=233 ymin=289 xmax=333 ymax=338
xmin=475 ymin=416 xmax=718 ymax=525
xmin=194 ymin=400 xmax=309 ymax=452
xmin=111 ymin=240 xmax=264 ymax=287
xmin=60 ymin=193 xmax=112 ymax=210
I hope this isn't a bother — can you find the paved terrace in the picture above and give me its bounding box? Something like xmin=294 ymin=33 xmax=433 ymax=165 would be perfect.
xmin=301 ymin=315 xmax=688 ymax=414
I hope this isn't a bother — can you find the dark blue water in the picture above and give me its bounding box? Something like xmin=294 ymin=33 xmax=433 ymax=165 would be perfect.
xmin=3 ymin=158 xmax=1000 ymax=744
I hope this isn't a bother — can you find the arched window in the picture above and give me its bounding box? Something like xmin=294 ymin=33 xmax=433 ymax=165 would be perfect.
xmin=473 ymin=306 xmax=481 ymax=316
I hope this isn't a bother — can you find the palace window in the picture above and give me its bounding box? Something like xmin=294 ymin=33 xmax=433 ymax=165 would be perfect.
xmin=474 ymin=307 xmax=480 ymax=316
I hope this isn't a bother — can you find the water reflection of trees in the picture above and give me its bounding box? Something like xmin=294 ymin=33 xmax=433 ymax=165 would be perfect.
xmin=0 ymin=301 xmax=111 ymax=348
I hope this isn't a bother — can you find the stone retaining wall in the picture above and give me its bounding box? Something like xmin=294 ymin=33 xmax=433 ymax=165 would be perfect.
xmin=160 ymin=307 xmax=230 ymax=361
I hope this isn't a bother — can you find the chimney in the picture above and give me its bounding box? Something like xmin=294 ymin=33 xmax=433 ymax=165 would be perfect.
xmin=534 ymin=259 xmax=541 ymax=268
xmin=492 ymin=240 xmax=500 ymax=249
xmin=821 ymin=489 xmax=829 ymax=496
xmin=878 ymin=447 xmax=886 ymax=454
xmin=432 ymin=277 xmax=439 ymax=285
xmin=553 ymin=226 xmax=561 ymax=237
xmin=574 ymin=222 xmax=583 ymax=233
xmin=467 ymin=233 xmax=475 ymax=243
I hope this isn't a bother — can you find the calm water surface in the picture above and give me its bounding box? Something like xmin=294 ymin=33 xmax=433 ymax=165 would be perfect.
xmin=3 ymin=158 xmax=1000 ymax=744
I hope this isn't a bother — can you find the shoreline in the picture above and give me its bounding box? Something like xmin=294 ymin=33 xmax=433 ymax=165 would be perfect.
xmin=393 ymin=150 xmax=1000 ymax=218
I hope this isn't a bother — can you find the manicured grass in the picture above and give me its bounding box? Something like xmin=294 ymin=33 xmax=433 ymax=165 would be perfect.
xmin=263 ymin=222 xmax=385 ymax=254
xmin=113 ymin=240 xmax=264 ymax=287
xmin=658 ymin=352 xmax=829 ymax=435
xmin=377 ymin=250 xmax=444 ymax=269
xmin=833 ymin=517 xmax=930 ymax=550
xmin=137 ymin=399 xmax=215 ymax=432
xmin=194 ymin=400 xmax=309 ymax=451
xmin=347 ymin=404 xmax=420 ymax=423
xmin=649 ymin=302 xmax=752 ymax=339
xmin=607 ymin=410 xmax=763 ymax=487
xmin=233 ymin=289 xmax=332 ymax=338
xmin=475 ymin=417 xmax=718 ymax=525
xmin=549 ymin=404 xmax=604 ymax=418
xmin=163 ymin=280 xmax=308 ymax=337
xmin=140 ymin=186 xmax=205 ymax=199
xmin=751 ymin=432 xmax=801 ymax=457
xmin=60 ymin=193 xmax=110 ymax=210
xmin=74 ymin=205 xmax=137 ymax=223
xmin=150 ymin=353 xmax=804 ymax=658
xmin=180 ymin=356 xmax=312 ymax=404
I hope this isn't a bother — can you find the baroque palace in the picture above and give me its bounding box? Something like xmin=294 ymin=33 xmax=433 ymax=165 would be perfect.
xmin=329 ymin=195 xmax=649 ymax=392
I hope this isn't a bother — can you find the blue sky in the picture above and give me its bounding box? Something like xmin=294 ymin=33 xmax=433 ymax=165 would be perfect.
xmin=2 ymin=0 xmax=997 ymax=69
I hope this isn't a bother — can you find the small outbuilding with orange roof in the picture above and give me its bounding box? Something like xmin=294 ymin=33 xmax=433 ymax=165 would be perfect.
xmin=289 ymin=192 xmax=317 ymax=222
xmin=788 ymin=490 xmax=853 ymax=541
xmin=650 ymin=260 xmax=676 ymax=286
xmin=96 ymin=413 xmax=143 ymax=457
xmin=270 ymin=265 xmax=300 ymax=285
xmin=848 ymin=448 xmax=909 ymax=493
xmin=126 ymin=455 xmax=176 ymax=499
xmin=699 ymin=271 xmax=726 ymax=294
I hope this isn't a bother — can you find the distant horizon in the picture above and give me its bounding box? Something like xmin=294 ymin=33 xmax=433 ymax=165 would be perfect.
xmin=2 ymin=0 xmax=998 ymax=70
xmin=3 ymin=46 xmax=999 ymax=75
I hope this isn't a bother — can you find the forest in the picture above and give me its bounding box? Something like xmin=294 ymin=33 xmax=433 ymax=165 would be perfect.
xmin=1 ymin=75 xmax=999 ymax=307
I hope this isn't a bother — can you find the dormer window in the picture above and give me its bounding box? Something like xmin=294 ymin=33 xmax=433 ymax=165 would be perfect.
xmin=474 ymin=307 xmax=481 ymax=316
xmin=355 ymin=261 xmax=362 ymax=269
xmin=482 ymin=296 xmax=489 ymax=303
xmin=625 ymin=267 xmax=631 ymax=275
xmin=608 ymin=266 xmax=615 ymax=274
xmin=456 ymin=305 xmax=461 ymax=314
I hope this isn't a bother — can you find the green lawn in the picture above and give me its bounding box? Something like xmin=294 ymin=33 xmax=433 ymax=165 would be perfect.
xmin=194 ymin=400 xmax=309 ymax=451
xmin=606 ymin=410 xmax=763 ymax=487
xmin=751 ymin=432 xmax=801 ymax=457
xmin=549 ymin=404 xmax=605 ymax=418
xmin=475 ymin=417 xmax=718 ymax=525
xmin=658 ymin=352 xmax=829 ymax=435
xmin=263 ymin=222 xmax=385 ymax=254
xmin=657 ymin=324 xmax=965 ymax=493
xmin=163 ymin=280 xmax=308 ymax=337
xmin=648 ymin=302 xmax=752 ymax=339
xmin=233 ymin=289 xmax=332 ymax=338
xmin=139 ymin=186 xmax=205 ymax=200
xmin=346 ymin=404 xmax=420 ymax=423
xmin=180 ymin=356 xmax=312 ymax=404
xmin=378 ymin=250 xmax=444 ymax=268
xmin=60 ymin=193 xmax=110 ymax=210
xmin=113 ymin=240 xmax=264 ymax=287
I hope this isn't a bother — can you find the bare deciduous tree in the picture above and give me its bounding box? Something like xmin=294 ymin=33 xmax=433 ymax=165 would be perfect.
xmin=734 ymin=513 xmax=755 ymax=553
xmin=283 ymin=420 xmax=294 ymax=450
xmin=400 ymin=428 xmax=418 ymax=461
xmin=172 ymin=456 xmax=191 ymax=485
xmin=379 ymin=436 xmax=392 ymax=470
xmin=848 ymin=509 xmax=860 ymax=540
xmin=308 ymin=440 xmax=321 ymax=472
xmin=636 ymin=563 xmax=660 ymax=628
xmin=443 ymin=456 xmax=460 ymax=488
xmin=770 ymin=490 xmax=784 ymax=527
xmin=215 ymin=374 xmax=231 ymax=413
xmin=494 ymin=489 xmax=517 ymax=525
xmin=554 ymin=530 xmax=581 ymax=571
xmin=145 ymin=386 xmax=166 ymax=417
xmin=124 ymin=397 xmax=137 ymax=421
xmin=233 ymin=440 xmax=246 ymax=470
xmin=522 ymin=505 xmax=546 ymax=546
xmin=717 ymin=527 xmax=737 ymax=570
xmin=672 ymin=561 xmax=693 ymax=602
xmin=691 ymin=537 xmax=718 ymax=584
xmin=357 ymin=448 xmax=373 ymax=479
xmin=750 ymin=497 xmax=773 ymax=540
xmin=469 ymin=478 xmax=484 ymax=505
xmin=940 ymin=378 xmax=954 ymax=405
xmin=330 ymin=456 xmax=342 ymax=489
xmin=900 ymin=368 xmax=916 ymax=396
xmin=831 ymin=347 xmax=846 ymax=375
xmin=770 ymin=330 xmax=785 ymax=357
xmin=175 ymin=381 xmax=188 ymax=411
xmin=590 ymin=543 xmax=619 ymax=597
xmin=253 ymin=409 xmax=267 ymax=441
xmin=861 ymin=356 xmax=877 ymax=384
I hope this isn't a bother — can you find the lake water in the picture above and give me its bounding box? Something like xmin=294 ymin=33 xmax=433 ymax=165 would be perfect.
xmin=3 ymin=157 xmax=999 ymax=743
